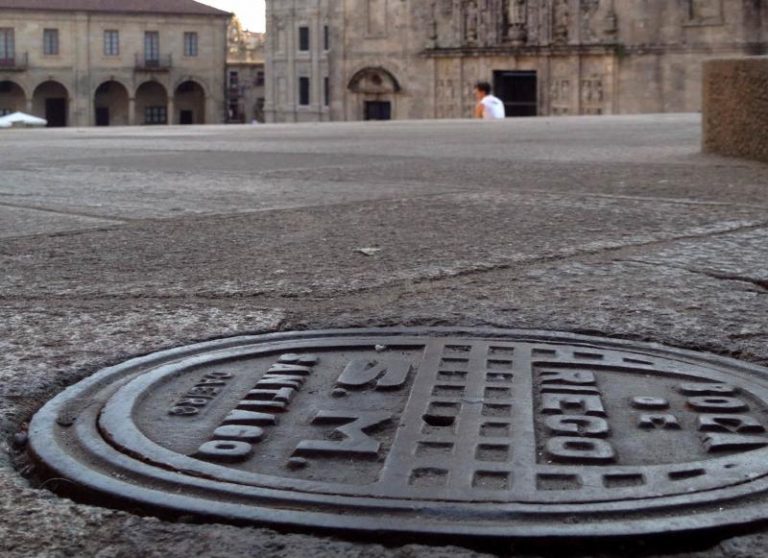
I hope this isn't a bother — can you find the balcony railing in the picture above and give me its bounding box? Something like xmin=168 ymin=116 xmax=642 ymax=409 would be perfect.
xmin=0 ymin=52 xmax=28 ymax=71
xmin=134 ymin=53 xmax=172 ymax=72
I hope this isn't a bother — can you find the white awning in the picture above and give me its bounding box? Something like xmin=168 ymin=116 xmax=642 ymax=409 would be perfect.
xmin=0 ymin=112 xmax=48 ymax=128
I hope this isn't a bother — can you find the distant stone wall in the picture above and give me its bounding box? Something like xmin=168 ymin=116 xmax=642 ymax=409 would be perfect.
xmin=702 ymin=57 xmax=768 ymax=163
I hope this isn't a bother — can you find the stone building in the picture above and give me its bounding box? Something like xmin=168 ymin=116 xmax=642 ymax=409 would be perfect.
xmin=265 ymin=0 xmax=768 ymax=122
xmin=264 ymin=0 xmax=334 ymax=123
xmin=226 ymin=19 xmax=266 ymax=123
xmin=0 ymin=0 xmax=230 ymax=127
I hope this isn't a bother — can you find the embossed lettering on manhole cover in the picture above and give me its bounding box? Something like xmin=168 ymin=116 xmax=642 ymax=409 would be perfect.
xmin=27 ymin=328 xmax=768 ymax=538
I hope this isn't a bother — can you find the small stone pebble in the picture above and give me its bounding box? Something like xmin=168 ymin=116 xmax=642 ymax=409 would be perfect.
xmin=332 ymin=388 xmax=348 ymax=398
xmin=287 ymin=457 xmax=309 ymax=470
xmin=13 ymin=432 xmax=28 ymax=448
xmin=375 ymin=344 xmax=387 ymax=352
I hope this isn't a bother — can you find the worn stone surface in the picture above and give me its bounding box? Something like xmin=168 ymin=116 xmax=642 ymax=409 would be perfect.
xmin=703 ymin=56 xmax=768 ymax=163
xmin=2 ymin=114 xmax=768 ymax=557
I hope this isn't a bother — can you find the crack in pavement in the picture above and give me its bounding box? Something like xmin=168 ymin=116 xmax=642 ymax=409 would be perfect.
xmin=618 ymin=259 xmax=768 ymax=292
xmin=510 ymin=188 xmax=768 ymax=210
xmin=3 ymin=220 xmax=768 ymax=304
xmin=0 ymin=188 xmax=477 ymax=243
xmin=0 ymin=201 xmax=128 ymax=223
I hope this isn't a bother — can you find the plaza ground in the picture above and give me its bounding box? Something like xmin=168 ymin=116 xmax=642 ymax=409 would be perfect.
xmin=1 ymin=115 xmax=768 ymax=557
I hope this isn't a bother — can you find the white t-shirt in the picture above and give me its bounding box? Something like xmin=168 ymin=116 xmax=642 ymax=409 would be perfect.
xmin=480 ymin=95 xmax=506 ymax=120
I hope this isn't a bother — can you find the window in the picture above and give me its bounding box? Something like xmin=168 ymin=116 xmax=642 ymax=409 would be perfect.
xmin=184 ymin=32 xmax=198 ymax=57
xmin=104 ymin=30 xmax=119 ymax=56
xmin=43 ymin=29 xmax=59 ymax=56
xmin=229 ymin=71 xmax=239 ymax=88
xmin=298 ymin=26 xmax=310 ymax=51
xmin=324 ymin=25 xmax=330 ymax=50
xmin=144 ymin=31 xmax=160 ymax=63
xmin=0 ymin=108 xmax=12 ymax=116
xmin=144 ymin=106 xmax=167 ymax=125
xmin=324 ymin=77 xmax=329 ymax=106
xmin=0 ymin=28 xmax=14 ymax=65
xmin=299 ymin=76 xmax=310 ymax=105
xmin=255 ymin=71 xmax=265 ymax=86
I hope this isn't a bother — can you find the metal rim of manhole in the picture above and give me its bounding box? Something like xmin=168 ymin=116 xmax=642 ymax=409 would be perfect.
xmin=26 ymin=327 xmax=768 ymax=539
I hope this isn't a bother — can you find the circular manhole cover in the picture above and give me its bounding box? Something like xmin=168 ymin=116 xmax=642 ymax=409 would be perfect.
xmin=27 ymin=328 xmax=768 ymax=538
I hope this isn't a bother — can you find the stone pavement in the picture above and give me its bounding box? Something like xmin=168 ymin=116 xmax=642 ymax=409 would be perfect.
xmin=1 ymin=115 xmax=768 ymax=557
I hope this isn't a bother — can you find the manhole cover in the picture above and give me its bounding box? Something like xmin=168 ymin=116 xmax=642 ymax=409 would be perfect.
xmin=27 ymin=328 xmax=768 ymax=538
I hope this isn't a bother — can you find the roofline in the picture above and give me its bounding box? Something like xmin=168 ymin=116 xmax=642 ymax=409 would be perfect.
xmin=0 ymin=6 xmax=232 ymax=18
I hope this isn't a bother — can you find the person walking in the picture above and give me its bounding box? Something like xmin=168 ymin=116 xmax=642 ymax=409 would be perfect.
xmin=474 ymin=81 xmax=506 ymax=120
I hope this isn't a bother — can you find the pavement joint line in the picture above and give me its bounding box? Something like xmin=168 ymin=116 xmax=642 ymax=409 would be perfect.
xmin=4 ymin=219 xmax=766 ymax=304
xmin=383 ymin=219 xmax=768 ymax=287
xmin=0 ymin=188 xmax=477 ymax=239
xmin=508 ymin=188 xmax=768 ymax=210
xmin=0 ymin=201 xmax=129 ymax=223
xmin=37 ymin=158 xmax=415 ymax=175
xmin=617 ymin=259 xmax=768 ymax=292
xmin=5 ymin=181 xmax=758 ymax=241
xmin=0 ymin=227 xmax=128 ymax=243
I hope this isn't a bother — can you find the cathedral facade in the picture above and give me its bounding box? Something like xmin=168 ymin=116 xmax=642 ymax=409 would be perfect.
xmin=264 ymin=1 xmax=767 ymax=123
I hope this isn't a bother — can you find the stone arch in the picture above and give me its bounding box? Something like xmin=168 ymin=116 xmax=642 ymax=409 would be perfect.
xmin=173 ymin=75 xmax=210 ymax=97
xmin=32 ymin=80 xmax=69 ymax=127
xmin=93 ymin=80 xmax=130 ymax=126
xmin=0 ymin=79 xmax=27 ymax=115
xmin=347 ymin=66 xmax=401 ymax=95
xmin=90 ymin=77 xmax=131 ymax=101
xmin=347 ymin=66 xmax=401 ymax=121
xmin=173 ymin=79 xmax=206 ymax=125
xmin=135 ymin=80 xmax=168 ymax=125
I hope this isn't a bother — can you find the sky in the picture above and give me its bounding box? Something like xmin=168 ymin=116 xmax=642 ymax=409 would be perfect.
xmin=198 ymin=0 xmax=266 ymax=32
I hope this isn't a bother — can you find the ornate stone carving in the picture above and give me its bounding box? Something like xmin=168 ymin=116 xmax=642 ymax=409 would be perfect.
xmin=580 ymin=0 xmax=600 ymax=43
xmin=688 ymin=0 xmax=724 ymax=24
xmin=465 ymin=0 xmax=479 ymax=43
xmin=426 ymin=1 xmax=619 ymax=49
xmin=428 ymin=0 xmax=439 ymax=47
xmin=553 ymin=0 xmax=569 ymax=44
xmin=603 ymin=7 xmax=618 ymax=39
xmin=507 ymin=0 xmax=528 ymax=45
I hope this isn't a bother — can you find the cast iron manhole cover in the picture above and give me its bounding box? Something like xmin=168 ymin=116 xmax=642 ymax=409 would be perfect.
xmin=27 ymin=328 xmax=768 ymax=538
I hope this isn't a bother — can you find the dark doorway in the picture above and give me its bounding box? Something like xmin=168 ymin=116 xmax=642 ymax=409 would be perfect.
xmin=45 ymin=98 xmax=67 ymax=127
xmin=364 ymin=101 xmax=391 ymax=121
xmin=179 ymin=110 xmax=194 ymax=125
xmin=95 ymin=107 xmax=109 ymax=126
xmin=493 ymin=71 xmax=537 ymax=117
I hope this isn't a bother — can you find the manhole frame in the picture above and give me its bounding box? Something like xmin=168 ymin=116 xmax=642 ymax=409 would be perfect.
xmin=27 ymin=327 xmax=768 ymax=539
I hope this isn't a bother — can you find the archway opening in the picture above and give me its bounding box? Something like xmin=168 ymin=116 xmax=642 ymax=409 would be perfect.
xmin=135 ymin=81 xmax=168 ymax=125
xmin=347 ymin=67 xmax=401 ymax=121
xmin=174 ymin=80 xmax=205 ymax=125
xmin=32 ymin=80 xmax=68 ymax=127
xmin=94 ymin=81 xmax=130 ymax=126
xmin=0 ymin=80 xmax=25 ymax=116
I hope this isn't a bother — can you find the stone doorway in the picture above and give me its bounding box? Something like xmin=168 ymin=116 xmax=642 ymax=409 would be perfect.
xmin=174 ymin=80 xmax=205 ymax=125
xmin=348 ymin=67 xmax=400 ymax=121
xmin=0 ymin=80 xmax=25 ymax=115
xmin=32 ymin=80 xmax=68 ymax=126
xmin=135 ymin=81 xmax=168 ymax=125
xmin=493 ymin=71 xmax=537 ymax=117
xmin=94 ymin=81 xmax=130 ymax=126
xmin=364 ymin=101 xmax=391 ymax=121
